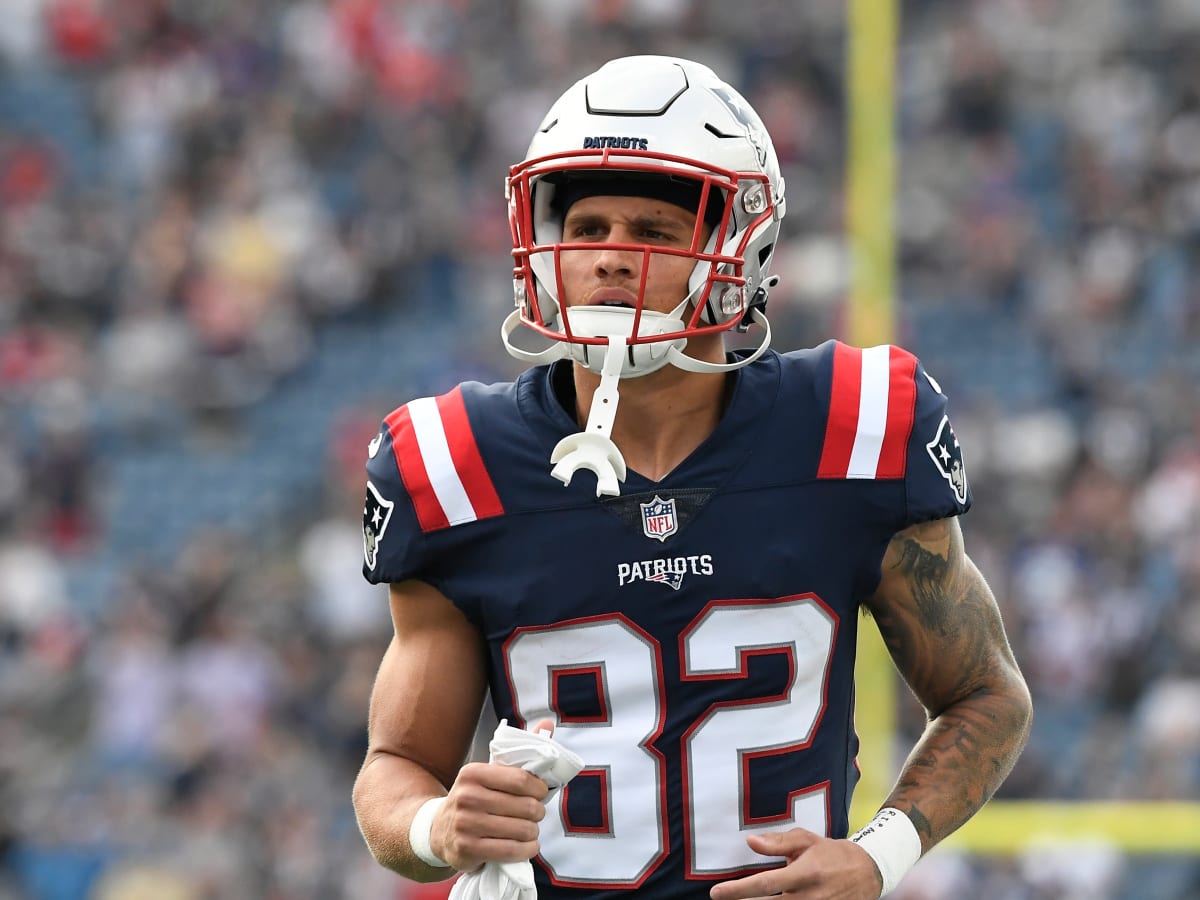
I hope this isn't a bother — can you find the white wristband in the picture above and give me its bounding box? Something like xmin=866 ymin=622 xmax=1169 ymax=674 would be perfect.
xmin=849 ymin=807 xmax=922 ymax=896
xmin=409 ymin=797 xmax=451 ymax=868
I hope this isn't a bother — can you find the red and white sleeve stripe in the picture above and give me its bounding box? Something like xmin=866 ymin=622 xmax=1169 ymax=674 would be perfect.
xmin=817 ymin=343 xmax=918 ymax=480
xmin=386 ymin=387 xmax=505 ymax=533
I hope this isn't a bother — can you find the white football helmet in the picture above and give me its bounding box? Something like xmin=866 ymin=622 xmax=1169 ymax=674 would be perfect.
xmin=502 ymin=55 xmax=786 ymax=379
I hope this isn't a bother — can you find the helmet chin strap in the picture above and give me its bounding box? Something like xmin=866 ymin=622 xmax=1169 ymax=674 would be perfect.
xmin=549 ymin=334 xmax=628 ymax=497
xmin=500 ymin=309 xmax=570 ymax=367
xmin=665 ymin=306 xmax=773 ymax=373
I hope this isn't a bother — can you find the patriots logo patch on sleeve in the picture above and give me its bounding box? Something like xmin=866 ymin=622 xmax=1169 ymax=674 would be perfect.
xmin=362 ymin=480 xmax=394 ymax=571
xmin=926 ymin=415 xmax=968 ymax=506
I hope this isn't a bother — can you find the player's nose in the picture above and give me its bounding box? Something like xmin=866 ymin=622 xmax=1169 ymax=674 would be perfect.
xmin=591 ymin=240 xmax=639 ymax=278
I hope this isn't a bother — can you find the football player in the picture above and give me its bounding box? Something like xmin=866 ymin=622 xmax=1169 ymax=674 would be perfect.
xmin=353 ymin=55 xmax=1032 ymax=899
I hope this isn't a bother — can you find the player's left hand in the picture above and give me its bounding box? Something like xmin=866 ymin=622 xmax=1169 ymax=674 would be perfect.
xmin=709 ymin=828 xmax=883 ymax=900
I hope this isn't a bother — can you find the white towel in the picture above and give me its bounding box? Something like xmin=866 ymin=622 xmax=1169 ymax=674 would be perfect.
xmin=448 ymin=720 xmax=584 ymax=900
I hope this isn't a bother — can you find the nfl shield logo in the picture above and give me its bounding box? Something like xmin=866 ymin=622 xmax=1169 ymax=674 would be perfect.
xmin=640 ymin=495 xmax=678 ymax=542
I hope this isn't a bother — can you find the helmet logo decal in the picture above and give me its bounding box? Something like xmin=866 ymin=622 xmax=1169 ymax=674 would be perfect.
xmin=709 ymin=85 xmax=769 ymax=168
xmin=583 ymin=136 xmax=650 ymax=150
xmin=640 ymin=495 xmax=678 ymax=541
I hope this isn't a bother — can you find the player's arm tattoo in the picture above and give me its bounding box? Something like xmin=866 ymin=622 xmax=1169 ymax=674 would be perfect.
xmin=865 ymin=517 xmax=1032 ymax=848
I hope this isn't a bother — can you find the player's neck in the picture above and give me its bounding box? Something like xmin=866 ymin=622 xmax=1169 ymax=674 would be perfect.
xmin=571 ymin=346 xmax=730 ymax=482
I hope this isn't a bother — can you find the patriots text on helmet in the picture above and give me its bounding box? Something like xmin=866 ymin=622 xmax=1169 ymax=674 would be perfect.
xmin=582 ymin=136 xmax=650 ymax=150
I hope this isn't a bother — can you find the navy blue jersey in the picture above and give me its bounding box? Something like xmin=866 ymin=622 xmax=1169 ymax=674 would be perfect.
xmin=362 ymin=341 xmax=970 ymax=898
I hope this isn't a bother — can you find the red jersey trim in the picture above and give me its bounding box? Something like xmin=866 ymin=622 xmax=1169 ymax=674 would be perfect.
xmin=817 ymin=342 xmax=864 ymax=479
xmin=437 ymin=388 xmax=505 ymax=521
xmin=817 ymin=343 xmax=918 ymax=480
xmin=876 ymin=347 xmax=918 ymax=479
xmin=386 ymin=387 xmax=504 ymax=533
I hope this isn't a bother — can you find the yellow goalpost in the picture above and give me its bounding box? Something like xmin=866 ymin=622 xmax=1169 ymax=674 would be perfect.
xmin=845 ymin=0 xmax=1200 ymax=855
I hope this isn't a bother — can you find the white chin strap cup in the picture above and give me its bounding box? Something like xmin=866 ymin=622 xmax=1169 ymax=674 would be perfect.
xmin=550 ymin=335 xmax=628 ymax=497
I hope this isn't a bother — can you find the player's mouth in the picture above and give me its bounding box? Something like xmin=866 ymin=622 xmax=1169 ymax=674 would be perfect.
xmin=586 ymin=288 xmax=637 ymax=309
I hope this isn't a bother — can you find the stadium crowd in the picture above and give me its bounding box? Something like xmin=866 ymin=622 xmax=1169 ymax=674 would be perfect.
xmin=0 ymin=0 xmax=1197 ymax=897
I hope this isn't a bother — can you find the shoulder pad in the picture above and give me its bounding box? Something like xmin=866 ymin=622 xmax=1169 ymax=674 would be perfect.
xmin=384 ymin=385 xmax=506 ymax=533
xmin=362 ymin=384 xmax=510 ymax=584
xmin=816 ymin=341 xmax=918 ymax=480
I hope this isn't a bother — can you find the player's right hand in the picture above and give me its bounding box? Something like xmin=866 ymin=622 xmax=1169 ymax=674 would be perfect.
xmin=709 ymin=828 xmax=883 ymax=900
xmin=430 ymin=762 xmax=550 ymax=872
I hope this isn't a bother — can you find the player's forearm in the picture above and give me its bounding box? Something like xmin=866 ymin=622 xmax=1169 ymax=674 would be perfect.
xmin=884 ymin=675 xmax=1032 ymax=850
xmin=867 ymin=519 xmax=1033 ymax=849
xmin=352 ymin=750 xmax=455 ymax=882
